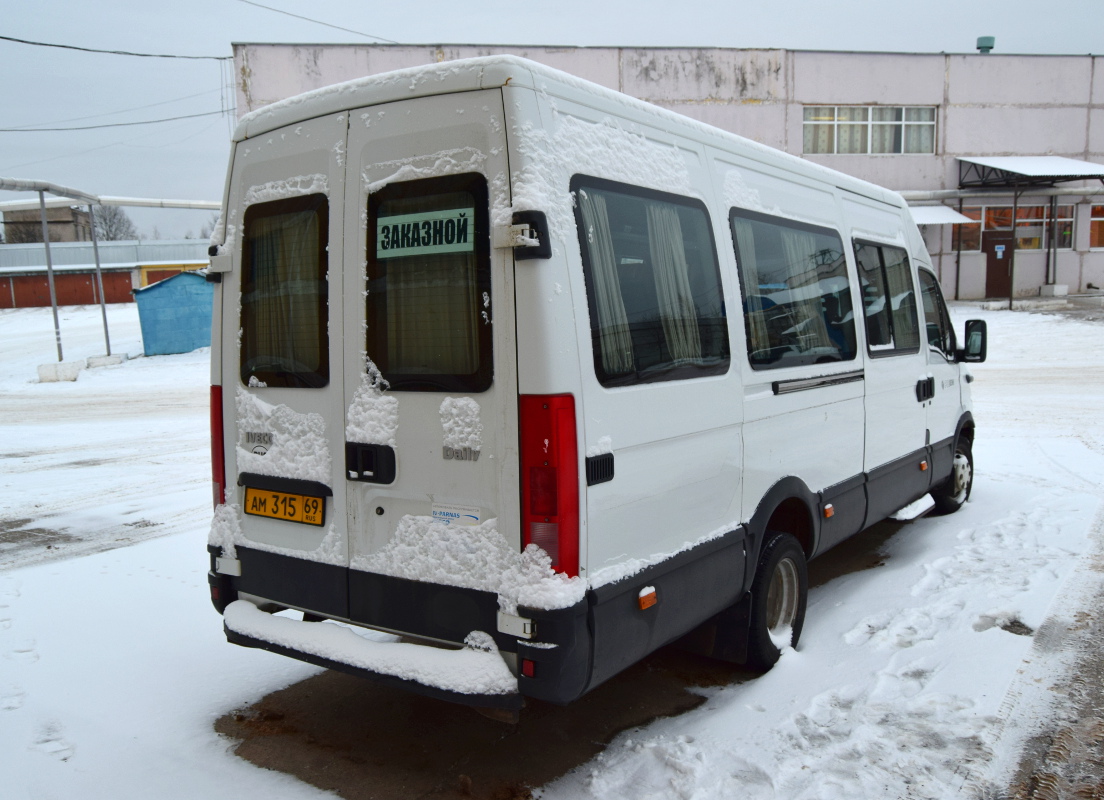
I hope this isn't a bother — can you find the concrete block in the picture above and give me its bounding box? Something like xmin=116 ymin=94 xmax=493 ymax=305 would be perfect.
xmin=86 ymin=354 xmax=128 ymax=368
xmin=1039 ymin=284 xmax=1069 ymax=297
xmin=37 ymin=361 xmax=85 ymax=382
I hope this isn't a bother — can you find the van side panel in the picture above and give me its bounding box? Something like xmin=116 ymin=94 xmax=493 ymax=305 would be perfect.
xmin=533 ymin=98 xmax=743 ymax=582
xmin=714 ymin=156 xmax=866 ymax=554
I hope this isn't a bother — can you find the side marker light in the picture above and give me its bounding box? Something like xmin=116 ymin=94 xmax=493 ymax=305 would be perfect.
xmin=638 ymin=586 xmax=657 ymax=610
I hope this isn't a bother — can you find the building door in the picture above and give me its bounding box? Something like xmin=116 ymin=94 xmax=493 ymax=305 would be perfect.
xmin=981 ymin=227 xmax=1013 ymax=299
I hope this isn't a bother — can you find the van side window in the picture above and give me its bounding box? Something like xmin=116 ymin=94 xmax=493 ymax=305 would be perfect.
xmin=854 ymin=241 xmax=920 ymax=356
xmin=572 ymin=177 xmax=729 ymax=387
xmin=240 ymin=193 xmax=329 ymax=388
xmin=918 ymin=268 xmax=956 ymax=359
xmin=729 ymin=209 xmax=856 ymax=369
xmin=367 ymin=173 xmax=491 ymax=393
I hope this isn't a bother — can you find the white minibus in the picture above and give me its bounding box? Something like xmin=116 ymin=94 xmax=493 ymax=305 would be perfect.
xmin=206 ymin=56 xmax=987 ymax=714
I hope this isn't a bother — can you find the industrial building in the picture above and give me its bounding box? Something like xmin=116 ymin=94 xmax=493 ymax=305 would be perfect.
xmin=232 ymin=43 xmax=1104 ymax=300
xmin=0 ymin=239 xmax=209 ymax=308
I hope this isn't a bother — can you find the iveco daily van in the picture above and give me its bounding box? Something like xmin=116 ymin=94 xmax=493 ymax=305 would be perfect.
xmin=206 ymin=56 xmax=987 ymax=713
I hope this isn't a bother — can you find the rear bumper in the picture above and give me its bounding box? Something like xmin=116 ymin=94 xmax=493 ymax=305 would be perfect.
xmin=223 ymin=599 xmax=523 ymax=710
xmin=210 ymin=526 xmax=747 ymax=707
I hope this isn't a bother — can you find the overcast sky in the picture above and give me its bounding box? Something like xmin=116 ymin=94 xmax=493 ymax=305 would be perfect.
xmin=3 ymin=0 xmax=1101 ymax=238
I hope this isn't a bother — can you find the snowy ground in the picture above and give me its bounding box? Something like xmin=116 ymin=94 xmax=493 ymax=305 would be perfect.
xmin=1 ymin=302 xmax=1103 ymax=799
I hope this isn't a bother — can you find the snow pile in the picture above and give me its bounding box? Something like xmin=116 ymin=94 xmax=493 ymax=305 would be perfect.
xmin=223 ymin=600 xmax=516 ymax=696
xmin=352 ymin=516 xmax=585 ymax=614
xmin=243 ymin=174 xmax=328 ymax=206
xmin=439 ymin=396 xmax=483 ymax=450
xmin=208 ymin=501 xmax=344 ymax=566
xmin=507 ymin=111 xmax=695 ymax=245
xmin=585 ymin=435 xmax=613 ymax=458
xmin=723 ymin=169 xmax=775 ymax=216
xmin=345 ymin=364 xmax=398 ymax=447
xmin=363 ymin=147 xmax=488 ymax=194
xmin=208 ymin=502 xmax=243 ymax=559
xmin=235 ymin=388 xmax=331 ymax=484
xmin=582 ymin=734 xmax=749 ymax=800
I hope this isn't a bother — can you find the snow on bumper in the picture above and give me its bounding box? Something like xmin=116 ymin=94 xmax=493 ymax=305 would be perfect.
xmin=223 ymin=600 xmax=519 ymax=701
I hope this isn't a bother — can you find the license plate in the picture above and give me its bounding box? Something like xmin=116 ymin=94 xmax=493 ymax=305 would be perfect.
xmin=243 ymin=487 xmax=325 ymax=527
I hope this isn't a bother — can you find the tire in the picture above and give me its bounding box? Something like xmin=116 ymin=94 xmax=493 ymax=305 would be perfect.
xmin=746 ymin=532 xmax=809 ymax=671
xmin=932 ymin=439 xmax=973 ymax=515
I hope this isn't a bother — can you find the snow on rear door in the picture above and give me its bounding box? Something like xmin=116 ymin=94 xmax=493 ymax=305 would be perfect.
xmin=341 ymin=89 xmax=520 ymax=580
xmin=224 ymin=111 xmax=349 ymax=568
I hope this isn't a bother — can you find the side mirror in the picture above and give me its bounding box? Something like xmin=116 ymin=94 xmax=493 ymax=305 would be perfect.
xmin=956 ymin=319 xmax=987 ymax=363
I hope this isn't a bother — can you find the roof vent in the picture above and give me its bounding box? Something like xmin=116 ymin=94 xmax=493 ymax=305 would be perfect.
xmin=977 ymin=36 xmax=995 ymax=54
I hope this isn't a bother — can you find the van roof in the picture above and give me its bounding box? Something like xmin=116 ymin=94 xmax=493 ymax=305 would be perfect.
xmin=233 ymin=55 xmax=903 ymax=210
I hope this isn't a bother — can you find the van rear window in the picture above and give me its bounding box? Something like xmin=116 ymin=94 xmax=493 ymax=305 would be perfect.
xmin=367 ymin=174 xmax=491 ymax=393
xmin=730 ymin=209 xmax=857 ymax=369
xmin=240 ymin=193 xmax=329 ymax=388
xmin=573 ymin=177 xmax=729 ymax=387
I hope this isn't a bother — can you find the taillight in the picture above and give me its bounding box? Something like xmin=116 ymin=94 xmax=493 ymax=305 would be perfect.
xmin=210 ymin=385 xmax=225 ymax=508
xmin=519 ymin=394 xmax=579 ymax=577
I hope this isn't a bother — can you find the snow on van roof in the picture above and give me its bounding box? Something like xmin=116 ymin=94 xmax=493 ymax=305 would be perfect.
xmin=233 ymin=55 xmax=903 ymax=210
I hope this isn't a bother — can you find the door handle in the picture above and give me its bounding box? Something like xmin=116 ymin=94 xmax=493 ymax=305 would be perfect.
xmin=915 ymin=377 xmax=935 ymax=402
xmin=345 ymin=442 xmax=396 ymax=484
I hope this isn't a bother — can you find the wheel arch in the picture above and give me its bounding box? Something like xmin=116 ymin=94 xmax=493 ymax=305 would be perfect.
xmin=954 ymin=412 xmax=975 ymax=450
xmin=746 ymin=476 xmax=820 ymax=580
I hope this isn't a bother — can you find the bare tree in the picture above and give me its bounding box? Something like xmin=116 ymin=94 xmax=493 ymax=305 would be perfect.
xmin=3 ymin=220 xmax=55 ymax=244
xmin=199 ymin=212 xmax=220 ymax=241
xmin=93 ymin=205 xmax=139 ymax=241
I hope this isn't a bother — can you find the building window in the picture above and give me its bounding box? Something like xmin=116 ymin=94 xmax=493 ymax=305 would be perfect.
xmin=952 ymin=204 xmax=1075 ymax=252
xmin=803 ymin=106 xmax=936 ymax=155
xmin=1091 ymin=205 xmax=1104 ymax=249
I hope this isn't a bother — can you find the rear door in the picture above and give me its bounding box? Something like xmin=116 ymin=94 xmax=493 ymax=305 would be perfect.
xmin=342 ymin=90 xmax=520 ymax=583
xmin=223 ymin=111 xmax=351 ymax=612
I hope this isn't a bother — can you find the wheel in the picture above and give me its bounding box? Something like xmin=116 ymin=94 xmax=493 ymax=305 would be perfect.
xmin=932 ymin=439 xmax=973 ymax=515
xmin=746 ymin=532 xmax=808 ymax=671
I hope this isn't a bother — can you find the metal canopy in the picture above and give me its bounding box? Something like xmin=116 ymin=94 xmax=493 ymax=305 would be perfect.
xmin=907 ymin=205 xmax=973 ymax=225
xmin=958 ymin=156 xmax=1104 ymax=189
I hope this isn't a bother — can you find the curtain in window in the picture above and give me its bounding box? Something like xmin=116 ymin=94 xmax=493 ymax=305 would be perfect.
xmin=579 ymin=190 xmax=634 ymax=375
xmin=870 ymin=125 xmax=901 ymax=154
xmin=778 ymin=227 xmax=832 ymax=349
xmin=248 ymin=210 xmax=324 ymax=373
xmin=802 ymin=107 xmax=835 ymax=154
xmin=384 ymin=252 xmax=478 ymax=375
xmin=731 ymin=217 xmax=770 ymax=356
xmin=646 ymin=202 xmax=701 ymax=363
xmin=903 ymin=125 xmax=934 ymax=154
xmin=883 ymin=250 xmax=920 ymax=349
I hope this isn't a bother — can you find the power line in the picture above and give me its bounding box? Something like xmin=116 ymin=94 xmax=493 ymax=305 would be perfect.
xmin=8 ymin=89 xmax=224 ymax=130
xmin=0 ymin=34 xmax=230 ymax=60
xmin=0 ymin=110 xmax=227 ymax=133
xmin=0 ymin=116 xmax=224 ymax=172
xmin=235 ymin=0 xmax=399 ymax=44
